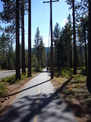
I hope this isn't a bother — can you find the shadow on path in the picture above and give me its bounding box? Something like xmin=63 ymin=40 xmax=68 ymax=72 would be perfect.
xmin=0 ymin=77 xmax=76 ymax=122
xmin=3 ymin=79 xmax=51 ymax=97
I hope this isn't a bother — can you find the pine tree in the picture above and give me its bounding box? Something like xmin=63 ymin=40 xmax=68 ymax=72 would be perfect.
xmin=34 ymin=27 xmax=41 ymax=70
xmin=34 ymin=27 xmax=46 ymax=70
xmin=32 ymin=53 xmax=38 ymax=70
xmin=66 ymin=0 xmax=77 ymax=74
xmin=53 ymin=23 xmax=60 ymax=69
xmin=0 ymin=32 xmax=7 ymax=69
xmin=0 ymin=0 xmax=28 ymax=77
xmin=65 ymin=14 xmax=72 ymax=68
xmin=39 ymin=38 xmax=46 ymax=68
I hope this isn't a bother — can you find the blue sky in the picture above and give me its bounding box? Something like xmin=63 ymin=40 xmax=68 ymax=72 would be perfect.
xmin=0 ymin=0 xmax=72 ymax=48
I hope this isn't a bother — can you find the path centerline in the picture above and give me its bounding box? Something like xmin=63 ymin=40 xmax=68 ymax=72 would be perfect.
xmin=34 ymin=76 xmax=42 ymax=122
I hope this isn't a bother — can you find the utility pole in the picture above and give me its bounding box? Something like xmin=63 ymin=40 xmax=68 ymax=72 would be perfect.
xmin=43 ymin=0 xmax=59 ymax=79
xmin=28 ymin=0 xmax=31 ymax=77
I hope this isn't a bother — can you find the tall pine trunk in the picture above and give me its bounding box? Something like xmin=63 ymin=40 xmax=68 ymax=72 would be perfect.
xmin=85 ymin=38 xmax=87 ymax=69
xmin=16 ymin=0 xmax=20 ymax=80
xmin=73 ymin=0 xmax=77 ymax=74
xmin=84 ymin=22 xmax=87 ymax=69
xmin=83 ymin=17 xmax=87 ymax=69
xmin=28 ymin=0 xmax=31 ymax=77
xmin=87 ymin=0 xmax=91 ymax=93
xmin=22 ymin=0 xmax=26 ymax=74
xmin=69 ymin=44 xmax=72 ymax=68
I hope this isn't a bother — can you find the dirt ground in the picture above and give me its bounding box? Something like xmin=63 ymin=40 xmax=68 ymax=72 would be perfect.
xmin=51 ymin=77 xmax=91 ymax=122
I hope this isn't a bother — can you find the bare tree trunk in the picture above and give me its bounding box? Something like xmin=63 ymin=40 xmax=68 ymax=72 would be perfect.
xmin=69 ymin=44 xmax=72 ymax=68
xmin=16 ymin=0 xmax=20 ymax=80
xmin=28 ymin=0 xmax=31 ymax=77
xmin=73 ymin=0 xmax=77 ymax=74
xmin=85 ymin=39 xmax=87 ymax=69
xmin=84 ymin=22 xmax=87 ymax=69
xmin=22 ymin=0 xmax=26 ymax=74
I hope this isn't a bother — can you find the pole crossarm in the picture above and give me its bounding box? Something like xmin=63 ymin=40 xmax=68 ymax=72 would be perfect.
xmin=43 ymin=0 xmax=59 ymax=3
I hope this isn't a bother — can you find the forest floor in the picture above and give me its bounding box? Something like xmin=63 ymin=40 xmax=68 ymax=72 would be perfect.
xmin=51 ymin=76 xmax=91 ymax=122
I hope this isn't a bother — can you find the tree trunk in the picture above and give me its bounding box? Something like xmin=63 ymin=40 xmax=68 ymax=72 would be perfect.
xmin=28 ymin=0 xmax=31 ymax=77
xmin=81 ymin=46 xmax=83 ymax=67
xmin=87 ymin=0 xmax=91 ymax=93
xmin=69 ymin=44 xmax=72 ymax=68
xmin=38 ymin=45 xmax=39 ymax=70
xmin=73 ymin=0 xmax=77 ymax=74
xmin=16 ymin=0 xmax=20 ymax=80
xmin=22 ymin=0 xmax=26 ymax=74
xmin=83 ymin=22 xmax=87 ymax=69
xmin=85 ymin=39 xmax=87 ymax=69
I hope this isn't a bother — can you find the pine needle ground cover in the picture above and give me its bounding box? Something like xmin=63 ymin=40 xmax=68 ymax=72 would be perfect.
xmin=51 ymin=68 xmax=91 ymax=122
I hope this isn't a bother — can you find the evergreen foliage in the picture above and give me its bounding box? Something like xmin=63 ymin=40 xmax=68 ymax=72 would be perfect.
xmin=0 ymin=0 xmax=91 ymax=92
xmin=33 ymin=27 xmax=46 ymax=71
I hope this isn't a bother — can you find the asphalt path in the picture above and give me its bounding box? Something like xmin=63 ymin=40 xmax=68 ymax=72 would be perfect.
xmin=0 ymin=69 xmax=24 ymax=80
xmin=0 ymin=70 xmax=16 ymax=80
xmin=0 ymin=69 xmax=77 ymax=122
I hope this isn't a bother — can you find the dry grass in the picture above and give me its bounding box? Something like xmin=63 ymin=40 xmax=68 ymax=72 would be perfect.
xmin=51 ymin=74 xmax=91 ymax=122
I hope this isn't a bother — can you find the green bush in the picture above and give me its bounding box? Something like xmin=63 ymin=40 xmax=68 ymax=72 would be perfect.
xmin=73 ymin=74 xmax=86 ymax=83
xmin=1 ymin=73 xmax=28 ymax=84
xmin=2 ymin=75 xmax=16 ymax=84
xmin=61 ymin=68 xmax=73 ymax=79
xmin=21 ymin=73 xmax=27 ymax=80
xmin=0 ymin=82 xmax=7 ymax=97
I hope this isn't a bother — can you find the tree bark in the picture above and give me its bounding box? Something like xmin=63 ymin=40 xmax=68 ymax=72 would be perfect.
xmin=16 ymin=0 xmax=20 ymax=80
xmin=28 ymin=0 xmax=31 ymax=77
xmin=73 ymin=0 xmax=77 ymax=74
xmin=22 ymin=0 xmax=26 ymax=74
xmin=85 ymin=38 xmax=87 ymax=69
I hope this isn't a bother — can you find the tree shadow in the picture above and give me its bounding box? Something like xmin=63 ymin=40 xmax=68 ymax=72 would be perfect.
xmin=3 ymin=79 xmax=51 ymax=97
xmin=0 ymin=78 xmax=76 ymax=122
xmin=61 ymin=80 xmax=91 ymax=121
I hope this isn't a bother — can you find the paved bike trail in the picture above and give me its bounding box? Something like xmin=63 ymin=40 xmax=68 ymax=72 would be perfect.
xmin=0 ymin=70 xmax=77 ymax=122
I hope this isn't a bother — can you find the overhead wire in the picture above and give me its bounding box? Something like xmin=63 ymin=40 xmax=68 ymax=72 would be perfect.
xmin=54 ymin=1 xmax=58 ymax=22
xmin=48 ymin=8 xmax=51 ymax=56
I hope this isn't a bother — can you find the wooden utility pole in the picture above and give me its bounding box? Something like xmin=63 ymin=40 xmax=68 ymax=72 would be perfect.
xmin=28 ymin=0 xmax=31 ymax=77
xmin=43 ymin=0 xmax=59 ymax=79
xmin=16 ymin=0 xmax=20 ymax=80
xmin=50 ymin=0 xmax=53 ymax=79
